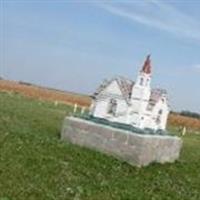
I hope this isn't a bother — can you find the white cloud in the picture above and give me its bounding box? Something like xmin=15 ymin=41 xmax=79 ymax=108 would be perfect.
xmin=194 ymin=64 xmax=200 ymax=70
xmin=96 ymin=0 xmax=200 ymax=43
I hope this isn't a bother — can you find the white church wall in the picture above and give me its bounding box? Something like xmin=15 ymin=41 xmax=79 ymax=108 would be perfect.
xmin=131 ymin=74 xmax=151 ymax=115
xmin=104 ymin=80 xmax=122 ymax=95
xmin=139 ymin=113 xmax=151 ymax=129
xmin=136 ymin=113 xmax=157 ymax=130
xmin=111 ymin=99 xmax=128 ymax=124
xmin=92 ymin=80 xmax=128 ymax=120
xmin=159 ymin=101 xmax=169 ymax=130
xmin=93 ymin=99 xmax=107 ymax=118
xmin=151 ymin=97 xmax=169 ymax=130
xmin=126 ymin=112 xmax=141 ymax=127
xmin=115 ymin=99 xmax=128 ymax=116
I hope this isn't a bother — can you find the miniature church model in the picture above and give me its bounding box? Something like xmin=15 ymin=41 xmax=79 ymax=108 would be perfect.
xmin=90 ymin=55 xmax=170 ymax=130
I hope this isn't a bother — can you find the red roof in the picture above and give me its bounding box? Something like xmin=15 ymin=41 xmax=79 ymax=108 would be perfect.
xmin=141 ymin=55 xmax=152 ymax=74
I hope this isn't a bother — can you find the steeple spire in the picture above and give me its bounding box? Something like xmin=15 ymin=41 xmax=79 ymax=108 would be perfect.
xmin=141 ymin=54 xmax=151 ymax=74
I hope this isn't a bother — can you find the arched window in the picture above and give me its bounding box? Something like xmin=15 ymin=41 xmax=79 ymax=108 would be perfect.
xmin=140 ymin=77 xmax=144 ymax=86
xmin=155 ymin=109 xmax=163 ymax=125
xmin=156 ymin=109 xmax=163 ymax=124
xmin=107 ymin=99 xmax=117 ymax=116
xmin=156 ymin=116 xmax=161 ymax=124
xmin=158 ymin=109 xmax=163 ymax=115
xmin=146 ymin=79 xmax=149 ymax=86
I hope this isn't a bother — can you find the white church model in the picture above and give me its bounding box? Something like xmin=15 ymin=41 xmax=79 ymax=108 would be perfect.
xmin=90 ymin=55 xmax=170 ymax=130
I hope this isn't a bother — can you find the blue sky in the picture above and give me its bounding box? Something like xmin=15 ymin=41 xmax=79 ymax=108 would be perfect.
xmin=0 ymin=0 xmax=200 ymax=112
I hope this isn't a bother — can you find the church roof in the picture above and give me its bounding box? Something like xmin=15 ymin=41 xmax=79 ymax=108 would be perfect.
xmin=147 ymin=88 xmax=167 ymax=111
xmin=115 ymin=76 xmax=134 ymax=101
xmin=93 ymin=77 xmax=167 ymax=108
xmin=93 ymin=76 xmax=134 ymax=103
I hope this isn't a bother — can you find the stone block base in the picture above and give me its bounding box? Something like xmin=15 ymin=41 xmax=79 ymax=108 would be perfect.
xmin=61 ymin=117 xmax=182 ymax=167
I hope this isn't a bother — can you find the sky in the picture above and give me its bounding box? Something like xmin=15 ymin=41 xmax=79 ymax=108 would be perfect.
xmin=0 ymin=0 xmax=200 ymax=112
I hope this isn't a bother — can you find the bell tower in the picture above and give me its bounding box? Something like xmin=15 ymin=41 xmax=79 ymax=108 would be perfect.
xmin=135 ymin=54 xmax=152 ymax=88
xmin=127 ymin=55 xmax=152 ymax=126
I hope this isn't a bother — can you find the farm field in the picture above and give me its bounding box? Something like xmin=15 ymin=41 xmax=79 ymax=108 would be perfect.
xmin=0 ymin=80 xmax=91 ymax=107
xmin=0 ymin=91 xmax=200 ymax=200
xmin=168 ymin=113 xmax=200 ymax=132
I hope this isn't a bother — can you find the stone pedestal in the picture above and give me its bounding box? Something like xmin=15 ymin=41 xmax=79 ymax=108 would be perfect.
xmin=61 ymin=117 xmax=182 ymax=167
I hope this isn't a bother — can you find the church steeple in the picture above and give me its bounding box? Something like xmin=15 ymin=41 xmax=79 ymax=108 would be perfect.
xmin=134 ymin=55 xmax=152 ymax=88
xmin=130 ymin=55 xmax=152 ymax=118
xmin=141 ymin=54 xmax=152 ymax=74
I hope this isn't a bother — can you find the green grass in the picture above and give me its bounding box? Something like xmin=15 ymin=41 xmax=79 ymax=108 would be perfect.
xmin=0 ymin=92 xmax=200 ymax=200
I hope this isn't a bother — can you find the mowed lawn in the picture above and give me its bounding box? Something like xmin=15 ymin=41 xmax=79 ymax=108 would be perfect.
xmin=0 ymin=92 xmax=200 ymax=200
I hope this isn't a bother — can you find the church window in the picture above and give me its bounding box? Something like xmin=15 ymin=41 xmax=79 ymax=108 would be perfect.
xmin=156 ymin=116 xmax=161 ymax=124
xmin=107 ymin=99 xmax=117 ymax=116
xmin=128 ymin=92 xmax=132 ymax=99
xmin=140 ymin=78 xmax=144 ymax=86
xmin=156 ymin=110 xmax=163 ymax=124
xmin=158 ymin=109 xmax=163 ymax=115
xmin=146 ymin=79 xmax=149 ymax=86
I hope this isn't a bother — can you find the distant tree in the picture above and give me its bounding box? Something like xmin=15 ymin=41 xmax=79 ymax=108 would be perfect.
xmin=180 ymin=110 xmax=200 ymax=119
xmin=19 ymin=81 xmax=32 ymax=86
xmin=170 ymin=111 xmax=179 ymax=115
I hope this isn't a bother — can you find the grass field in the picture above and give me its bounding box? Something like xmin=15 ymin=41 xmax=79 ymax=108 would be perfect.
xmin=0 ymin=91 xmax=200 ymax=200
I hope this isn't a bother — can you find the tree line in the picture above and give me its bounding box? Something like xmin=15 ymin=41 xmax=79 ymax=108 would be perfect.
xmin=171 ymin=110 xmax=200 ymax=120
xmin=180 ymin=111 xmax=200 ymax=119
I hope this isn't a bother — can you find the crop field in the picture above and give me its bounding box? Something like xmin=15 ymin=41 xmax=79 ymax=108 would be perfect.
xmin=168 ymin=114 xmax=200 ymax=132
xmin=0 ymin=91 xmax=200 ymax=200
xmin=0 ymin=80 xmax=91 ymax=107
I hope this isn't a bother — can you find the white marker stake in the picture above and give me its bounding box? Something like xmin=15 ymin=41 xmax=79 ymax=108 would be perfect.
xmin=73 ymin=103 xmax=77 ymax=113
xmin=81 ymin=107 xmax=85 ymax=115
xmin=54 ymin=101 xmax=58 ymax=106
xmin=182 ymin=127 xmax=186 ymax=136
